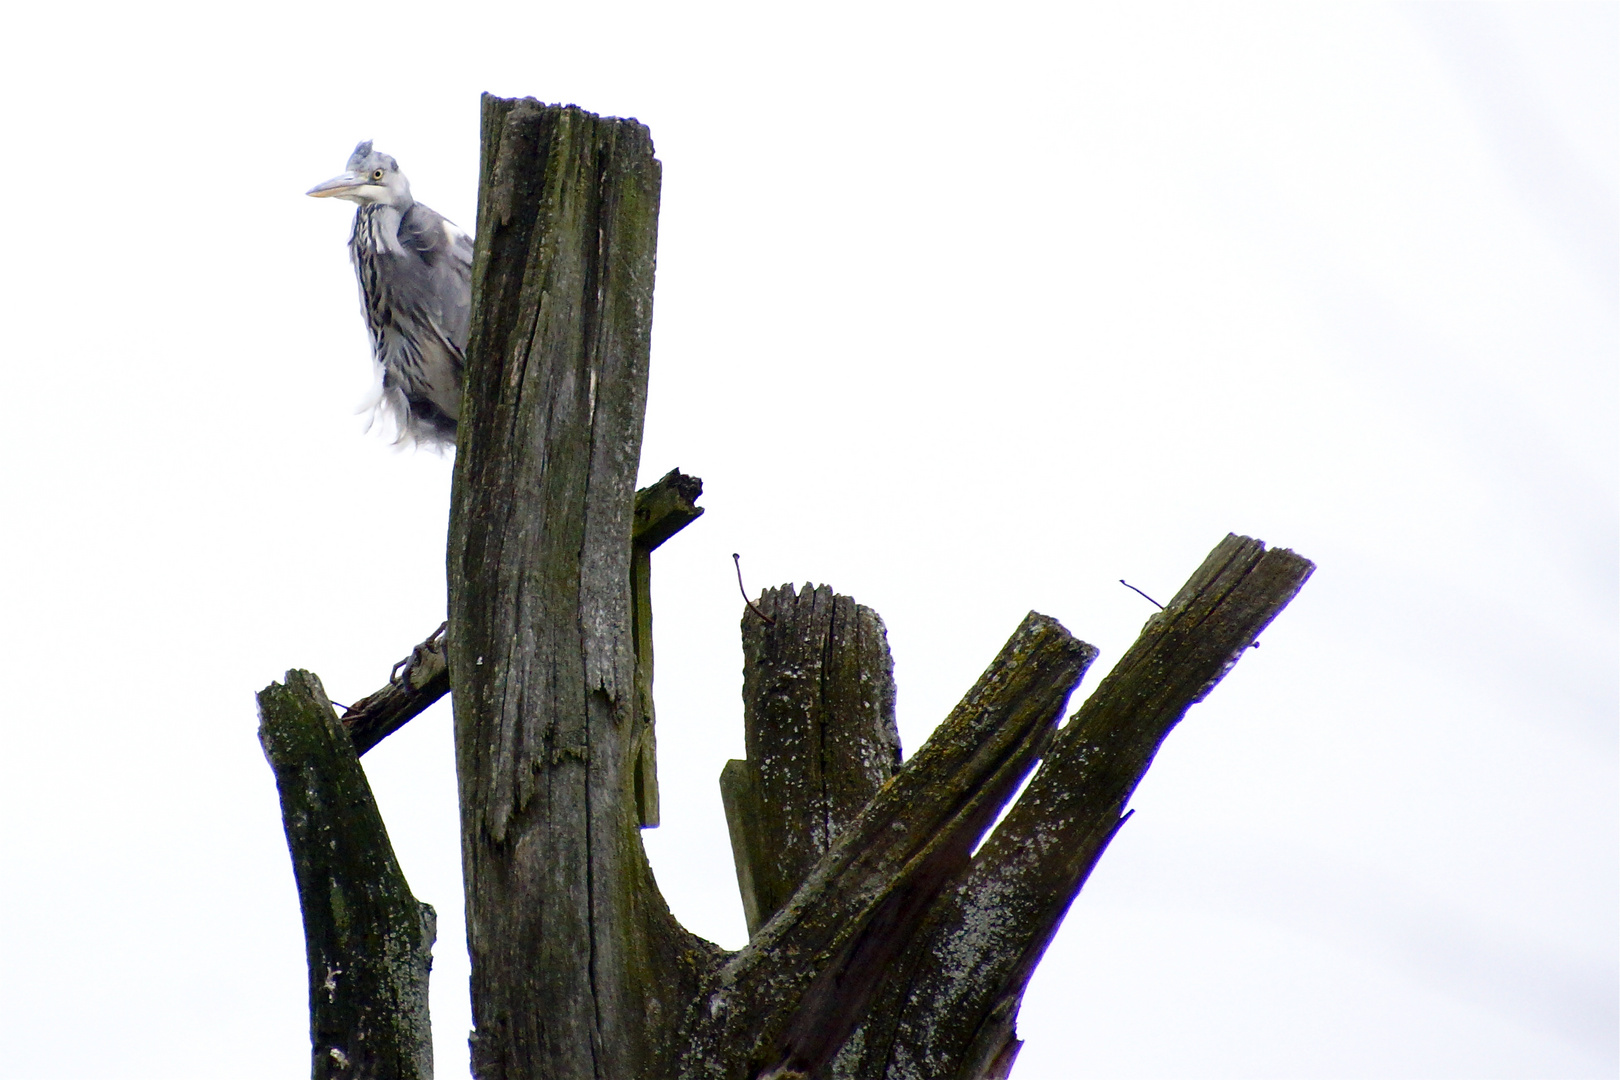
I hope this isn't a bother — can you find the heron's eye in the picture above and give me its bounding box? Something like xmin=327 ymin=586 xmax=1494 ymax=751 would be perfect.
xmin=371 ymin=169 xmax=385 ymax=181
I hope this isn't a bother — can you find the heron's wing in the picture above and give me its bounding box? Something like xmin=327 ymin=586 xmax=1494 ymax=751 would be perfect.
xmin=398 ymin=202 xmax=475 ymax=350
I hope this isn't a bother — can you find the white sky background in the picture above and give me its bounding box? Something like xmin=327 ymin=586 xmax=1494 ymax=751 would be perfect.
xmin=0 ymin=2 xmax=1613 ymax=1077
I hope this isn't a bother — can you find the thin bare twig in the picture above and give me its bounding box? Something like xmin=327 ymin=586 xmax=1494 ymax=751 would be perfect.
xmin=734 ymin=554 xmax=776 ymax=624
xmin=1119 ymin=579 xmax=1164 ymax=610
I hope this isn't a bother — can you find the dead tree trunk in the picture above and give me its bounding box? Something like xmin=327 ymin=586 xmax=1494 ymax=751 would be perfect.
xmin=446 ymin=95 xmax=707 ymax=1080
xmin=260 ymin=95 xmax=1313 ymax=1080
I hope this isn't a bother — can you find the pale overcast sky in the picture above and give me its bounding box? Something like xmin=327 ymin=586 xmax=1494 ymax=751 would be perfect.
xmin=0 ymin=3 xmax=1614 ymax=1077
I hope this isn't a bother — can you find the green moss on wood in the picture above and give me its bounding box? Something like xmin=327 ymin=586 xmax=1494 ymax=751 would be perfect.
xmin=258 ymin=669 xmax=435 ymax=1080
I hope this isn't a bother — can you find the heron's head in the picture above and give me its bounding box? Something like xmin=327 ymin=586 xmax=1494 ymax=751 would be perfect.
xmin=307 ymin=141 xmax=413 ymax=207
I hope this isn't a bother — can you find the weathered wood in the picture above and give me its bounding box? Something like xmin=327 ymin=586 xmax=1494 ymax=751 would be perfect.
xmin=631 ymin=468 xmax=705 ymax=827
xmin=343 ymin=624 xmax=449 ymax=757
xmin=722 ymin=584 xmax=900 ymax=936
xmin=448 ymin=96 xmax=711 ymax=1080
xmin=633 ymin=468 xmax=705 ymax=552
xmin=258 ymin=669 xmax=436 ymax=1080
xmin=836 ymin=534 xmax=1316 ymax=1080
xmin=339 ymin=478 xmax=703 ymax=761
xmin=263 ymin=95 xmax=1321 ymax=1080
xmin=679 ymin=612 xmax=1099 ymax=1079
xmin=718 ymin=758 xmax=768 ymax=932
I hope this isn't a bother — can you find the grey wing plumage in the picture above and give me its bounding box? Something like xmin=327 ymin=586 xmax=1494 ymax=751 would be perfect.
xmin=358 ymin=201 xmax=473 ymax=447
xmin=397 ymin=202 xmax=474 ymax=350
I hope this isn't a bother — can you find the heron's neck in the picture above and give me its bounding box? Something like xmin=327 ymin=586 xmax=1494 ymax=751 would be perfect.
xmin=351 ymin=200 xmax=414 ymax=257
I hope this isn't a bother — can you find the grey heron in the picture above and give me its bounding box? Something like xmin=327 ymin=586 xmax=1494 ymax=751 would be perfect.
xmin=308 ymin=141 xmax=472 ymax=448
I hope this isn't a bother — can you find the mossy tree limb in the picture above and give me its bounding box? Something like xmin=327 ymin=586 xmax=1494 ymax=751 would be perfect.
xmin=681 ymin=612 xmax=1101 ymax=1078
xmin=258 ymin=669 xmax=436 ymax=1080
xmin=833 ymin=534 xmax=1316 ymax=1079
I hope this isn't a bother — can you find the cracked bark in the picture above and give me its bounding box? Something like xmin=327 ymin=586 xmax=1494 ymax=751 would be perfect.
xmin=448 ymin=96 xmax=710 ymax=1080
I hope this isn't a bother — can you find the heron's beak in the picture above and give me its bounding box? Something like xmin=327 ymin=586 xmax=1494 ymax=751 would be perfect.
xmin=306 ymin=171 xmax=368 ymax=198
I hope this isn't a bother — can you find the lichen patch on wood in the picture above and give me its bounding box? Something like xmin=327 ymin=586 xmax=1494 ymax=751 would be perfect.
xmin=723 ymin=584 xmax=900 ymax=936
